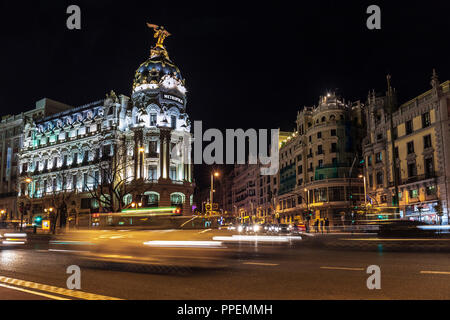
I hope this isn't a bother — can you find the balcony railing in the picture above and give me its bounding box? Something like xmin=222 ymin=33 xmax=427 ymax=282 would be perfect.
xmin=146 ymin=152 xmax=159 ymax=158
xmin=399 ymin=172 xmax=437 ymax=185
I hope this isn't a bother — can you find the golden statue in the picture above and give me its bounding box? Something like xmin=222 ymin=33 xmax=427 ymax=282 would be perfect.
xmin=147 ymin=22 xmax=171 ymax=49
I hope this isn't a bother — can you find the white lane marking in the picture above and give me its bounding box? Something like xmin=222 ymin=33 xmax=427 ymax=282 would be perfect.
xmin=48 ymin=249 xmax=88 ymax=253
xmin=0 ymin=283 xmax=70 ymax=300
xmin=243 ymin=262 xmax=279 ymax=266
xmin=199 ymin=229 xmax=212 ymax=234
xmin=143 ymin=240 xmax=223 ymax=248
xmin=420 ymin=271 xmax=450 ymax=275
xmin=320 ymin=266 xmax=365 ymax=271
xmin=0 ymin=276 xmax=122 ymax=300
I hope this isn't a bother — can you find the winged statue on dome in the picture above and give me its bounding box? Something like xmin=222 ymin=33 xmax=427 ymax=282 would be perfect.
xmin=147 ymin=22 xmax=171 ymax=49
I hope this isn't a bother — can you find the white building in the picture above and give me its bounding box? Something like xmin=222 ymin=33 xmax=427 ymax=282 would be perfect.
xmin=17 ymin=31 xmax=195 ymax=227
xmin=0 ymin=98 xmax=72 ymax=221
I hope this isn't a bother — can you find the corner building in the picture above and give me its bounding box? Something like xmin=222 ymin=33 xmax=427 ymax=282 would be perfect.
xmin=17 ymin=36 xmax=194 ymax=225
xmin=275 ymin=93 xmax=365 ymax=226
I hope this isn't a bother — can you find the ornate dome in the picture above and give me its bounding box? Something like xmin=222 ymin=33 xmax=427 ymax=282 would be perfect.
xmin=132 ymin=47 xmax=184 ymax=93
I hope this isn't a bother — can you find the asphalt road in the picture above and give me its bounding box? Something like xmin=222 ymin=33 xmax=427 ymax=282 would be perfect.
xmin=0 ymin=229 xmax=449 ymax=300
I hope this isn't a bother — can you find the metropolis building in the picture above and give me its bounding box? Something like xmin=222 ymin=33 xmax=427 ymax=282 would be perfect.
xmin=17 ymin=27 xmax=194 ymax=225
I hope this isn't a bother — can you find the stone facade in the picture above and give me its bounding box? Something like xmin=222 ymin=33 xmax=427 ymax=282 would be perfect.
xmin=275 ymin=93 xmax=365 ymax=226
xmin=0 ymin=98 xmax=72 ymax=220
xmin=363 ymin=72 xmax=450 ymax=224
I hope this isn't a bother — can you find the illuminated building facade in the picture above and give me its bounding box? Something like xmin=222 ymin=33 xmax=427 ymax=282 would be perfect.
xmin=0 ymin=99 xmax=72 ymax=220
xmin=363 ymin=72 xmax=450 ymax=224
xmin=230 ymin=132 xmax=291 ymax=223
xmin=275 ymin=93 xmax=365 ymax=225
xmin=17 ymin=29 xmax=194 ymax=225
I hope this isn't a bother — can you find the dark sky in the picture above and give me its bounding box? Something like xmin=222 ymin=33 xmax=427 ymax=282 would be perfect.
xmin=1 ymin=0 xmax=449 ymax=188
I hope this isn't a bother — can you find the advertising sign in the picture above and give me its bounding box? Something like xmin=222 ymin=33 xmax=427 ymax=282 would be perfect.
xmin=42 ymin=220 xmax=50 ymax=230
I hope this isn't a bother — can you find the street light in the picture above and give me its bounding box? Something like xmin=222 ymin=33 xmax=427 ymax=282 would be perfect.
xmin=358 ymin=174 xmax=369 ymax=222
xmin=304 ymin=188 xmax=311 ymax=226
xmin=210 ymin=171 xmax=219 ymax=211
xmin=358 ymin=174 xmax=367 ymax=212
xmin=21 ymin=178 xmax=33 ymax=231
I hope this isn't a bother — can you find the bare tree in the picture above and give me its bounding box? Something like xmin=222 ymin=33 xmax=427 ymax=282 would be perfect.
xmin=46 ymin=168 xmax=76 ymax=234
xmin=83 ymin=136 xmax=145 ymax=213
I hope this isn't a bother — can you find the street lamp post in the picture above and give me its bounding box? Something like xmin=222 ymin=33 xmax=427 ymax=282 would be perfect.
xmin=210 ymin=171 xmax=219 ymax=212
xmin=304 ymin=188 xmax=310 ymax=223
xmin=20 ymin=178 xmax=33 ymax=232
xmin=359 ymin=174 xmax=367 ymax=218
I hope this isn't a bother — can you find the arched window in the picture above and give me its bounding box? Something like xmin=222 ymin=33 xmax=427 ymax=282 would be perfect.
xmin=330 ymin=114 xmax=336 ymax=121
xmin=123 ymin=194 xmax=132 ymax=206
xmin=144 ymin=191 xmax=159 ymax=207
xmin=321 ymin=116 xmax=326 ymax=122
xmin=170 ymin=192 xmax=185 ymax=206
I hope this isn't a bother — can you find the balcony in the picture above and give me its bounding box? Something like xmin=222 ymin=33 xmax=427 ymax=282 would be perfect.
xmin=400 ymin=172 xmax=437 ymax=185
xmin=146 ymin=152 xmax=159 ymax=158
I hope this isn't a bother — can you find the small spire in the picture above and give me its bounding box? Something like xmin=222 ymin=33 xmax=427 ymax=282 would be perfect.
xmin=431 ymin=68 xmax=440 ymax=88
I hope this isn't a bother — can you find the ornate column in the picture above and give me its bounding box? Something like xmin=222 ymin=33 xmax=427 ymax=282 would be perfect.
xmin=133 ymin=129 xmax=144 ymax=179
xmin=158 ymin=127 xmax=172 ymax=180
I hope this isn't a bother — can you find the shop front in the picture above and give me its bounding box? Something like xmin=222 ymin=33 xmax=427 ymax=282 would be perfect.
xmin=405 ymin=201 xmax=444 ymax=224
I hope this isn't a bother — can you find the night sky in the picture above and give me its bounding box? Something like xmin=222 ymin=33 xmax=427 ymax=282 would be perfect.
xmin=1 ymin=1 xmax=449 ymax=188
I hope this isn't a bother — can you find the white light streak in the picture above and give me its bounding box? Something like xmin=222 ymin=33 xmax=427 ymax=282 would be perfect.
xmin=143 ymin=240 xmax=223 ymax=248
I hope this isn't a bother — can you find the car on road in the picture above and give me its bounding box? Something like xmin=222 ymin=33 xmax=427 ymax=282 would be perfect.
xmin=237 ymin=223 xmax=263 ymax=234
xmin=273 ymin=224 xmax=290 ymax=234
xmin=289 ymin=224 xmax=306 ymax=234
xmin=377 ymin=220 xmax=436 ymax=237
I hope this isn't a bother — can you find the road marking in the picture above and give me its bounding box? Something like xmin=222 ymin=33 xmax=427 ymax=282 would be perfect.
xmin=243 ymin=262 xmax=279 ymax=266
xmin=320 ymin=266 xmax=365 ymax=271
xmin=420 ymin=271 xmax=450 ymax=275
xmin=48 ymin=249 xmax=88 ymax=253
xmin=0 ymin=276 xmax=123 ymax=300
xmin=199 ymin=229 xmax=212 ymax=234
xmin=0 ymin=283 xmax=70 ymax=300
